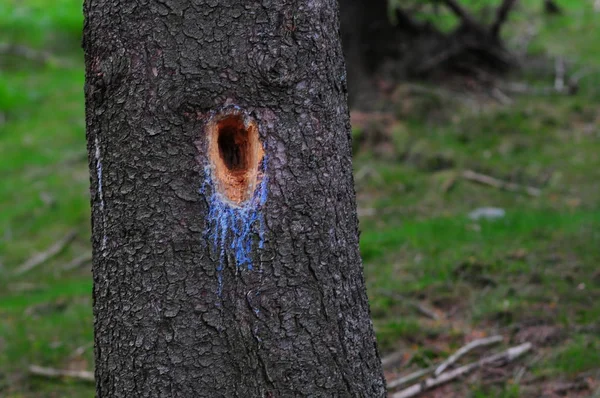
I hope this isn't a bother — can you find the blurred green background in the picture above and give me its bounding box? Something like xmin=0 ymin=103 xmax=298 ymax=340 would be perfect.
xmin=0 ymin=0 xmax=599 ymax=397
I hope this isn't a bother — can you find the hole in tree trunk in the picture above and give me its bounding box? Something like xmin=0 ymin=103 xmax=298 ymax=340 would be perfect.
xmin=207 ymin=111 xmax=264 ymax=205
xmin=218 ymin=125 xmax=248 ymax=171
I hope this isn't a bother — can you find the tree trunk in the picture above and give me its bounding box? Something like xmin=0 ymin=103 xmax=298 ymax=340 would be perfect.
xmin=83 ymin=1 xmax=386 ymax=397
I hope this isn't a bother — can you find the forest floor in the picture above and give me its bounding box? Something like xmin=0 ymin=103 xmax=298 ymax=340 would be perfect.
xmin=0 ymin=0 xmax=599 ymax=397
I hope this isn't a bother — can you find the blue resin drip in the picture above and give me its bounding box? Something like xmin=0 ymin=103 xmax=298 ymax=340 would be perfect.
xmin=201 ymin=158 xmax=268 ymax=295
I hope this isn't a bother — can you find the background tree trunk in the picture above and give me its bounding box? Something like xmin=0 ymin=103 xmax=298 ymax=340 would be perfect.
xmin=83 ymin=0 xmax=386 ymax=397
xmin=339 ymin=0 xmax=517 ymax=108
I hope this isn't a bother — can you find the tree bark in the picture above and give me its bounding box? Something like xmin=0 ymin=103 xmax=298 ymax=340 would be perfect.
xmin=83 ymin=1 xmax=385 ymax=397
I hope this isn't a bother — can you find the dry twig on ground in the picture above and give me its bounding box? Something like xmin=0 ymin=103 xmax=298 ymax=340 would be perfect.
xmin=63 ymin=252 xmax=93 ymax=271
xmin=386 ymin=335 xmax=504 ymax=389
xmin=14 ymin=230 xmax=77 ymax=275
xmin=390 ymin=343 xmax=532 ymax=398
xmin=434 ymin=335 xmax=503 ymax=376
xmin=387 ymin=366 xmax=435 ymax=390
xmin=462 ymin=170 xmax=541 ymax=197
xmin=28 ymin=365 xmax=94 ymax=383
xmin=376 ymin=290 xmax=442 ymax=320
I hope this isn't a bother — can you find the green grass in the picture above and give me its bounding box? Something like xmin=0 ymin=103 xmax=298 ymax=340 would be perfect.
xmin=546 ymin=336 xmax=600 ymax=376
xmin=1 ymin=0 xmax=599 ymax=397
xmin=0 ymin=0 xmax=83 ymax=48
xmin=472 ymin=384 xmax=521 ymax=398
xmin=355 ymin=2 xmax=600 ymax=396
xmin=0 ymin=2 xmax=92 ymax=397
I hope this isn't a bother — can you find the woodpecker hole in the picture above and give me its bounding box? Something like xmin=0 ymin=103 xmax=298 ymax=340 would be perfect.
xmin=207 ymin=113 xmax=264 ymax=204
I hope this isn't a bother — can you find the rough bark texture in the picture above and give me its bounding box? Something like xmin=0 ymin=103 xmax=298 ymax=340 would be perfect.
xmin=83 ymin=0 xmax=385 ymax=397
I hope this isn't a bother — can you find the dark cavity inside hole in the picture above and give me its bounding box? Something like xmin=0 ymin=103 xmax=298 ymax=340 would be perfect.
xmin=217 ymin=123 xmax=249 ymax=172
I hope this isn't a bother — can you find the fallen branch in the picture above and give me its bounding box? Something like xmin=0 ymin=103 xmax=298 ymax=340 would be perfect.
xmin=14 ymin=230 xmax=77 ymax=275
xmin=501 ymin=75 xmax=582 ymax=96
xmin=390 ymin=342 xmax=532 ymax=398
xmin=441 ymin=173 xmax=458 ymax=193
xmin=387 ymin=366 xmax=435 ymax=390
xmin=63 ymin=252 xmax=93 ymax=271
xmin=514 ymin=351 xmax=543 ymax=384
xmin=412 ymin=302 xmax=440 ymax=320
xmin=462 ymin=170 xmax=541 ymax=197
xmin=376 ymin=290 xmax=442 ymax=320
xmin=69 ymin=342 xmax=94 ymax=359
xmin=0 ymin=43 xmax=74 ymax=68
xmin=28 ymin=365 xmax=94 ymax=383
xmin=387 ymin=335 xmax=504 ymax=389
xmin=434 ymin=335 xmax=503 ymax=376
xmin=490 ymin=87 xmax=513 ymax=105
